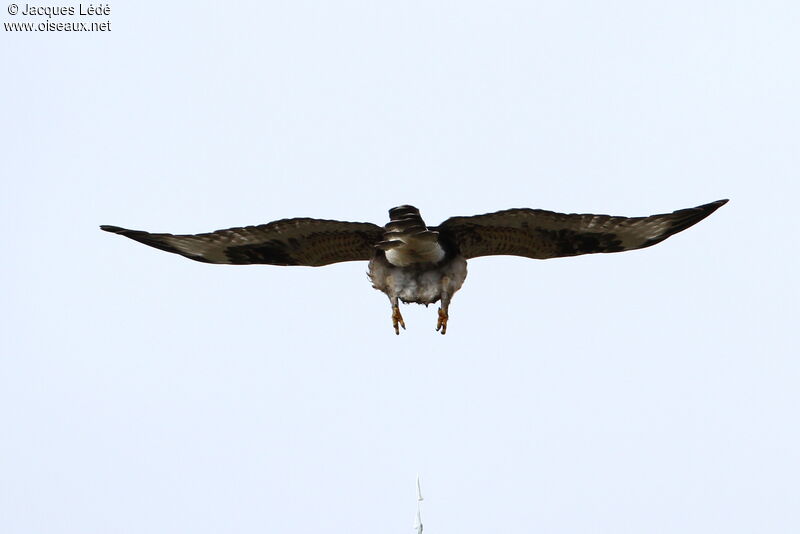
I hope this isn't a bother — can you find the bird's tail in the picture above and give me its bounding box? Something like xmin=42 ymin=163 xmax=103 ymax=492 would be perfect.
xmin=376 ymin=206 xmax=444 ymax=265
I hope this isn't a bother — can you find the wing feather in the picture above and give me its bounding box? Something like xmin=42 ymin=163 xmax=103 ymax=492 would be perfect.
xmin=435 ymin=200 xmax=728 ymax=260
xmin=100 ymin=218 xmax=384 ymax=266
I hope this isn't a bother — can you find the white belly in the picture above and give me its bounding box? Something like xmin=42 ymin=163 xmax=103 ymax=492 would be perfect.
xmin=369 ymin=254 xmax=468 ymax=305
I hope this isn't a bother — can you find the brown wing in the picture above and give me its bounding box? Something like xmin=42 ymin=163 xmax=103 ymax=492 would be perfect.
xmin=435 ymin=200 xmax=728 ymax=260
xmin=100 ymin=218 xmax=384 ymax=266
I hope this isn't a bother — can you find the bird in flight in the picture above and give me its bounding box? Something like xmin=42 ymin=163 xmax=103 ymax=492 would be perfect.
xmin=101 ymin=199 xmax=727 ymax=334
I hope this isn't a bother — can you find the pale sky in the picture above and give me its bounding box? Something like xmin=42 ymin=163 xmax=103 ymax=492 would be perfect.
xmin=2 ymin=1 xmax=799 ymax=533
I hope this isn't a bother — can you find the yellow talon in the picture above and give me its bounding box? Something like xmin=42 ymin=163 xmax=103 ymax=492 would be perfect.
xmin=392 ymin=306 xmax=406 ymax=335
xmin=436 ymin=308 xmax=448 ymax=335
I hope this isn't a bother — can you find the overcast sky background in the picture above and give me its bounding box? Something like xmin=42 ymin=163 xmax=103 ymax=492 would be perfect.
xmin=2 ymin=1 xmax=799 ymax=533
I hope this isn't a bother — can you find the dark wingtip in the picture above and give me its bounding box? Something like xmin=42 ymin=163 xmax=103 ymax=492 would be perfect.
xmin=696 ymin=199 xmax=729 ymax=217
xmin=100 ymin=225 xmax=126 ymax=233
xmin=642 ymin=198 xmax=729 ymax=246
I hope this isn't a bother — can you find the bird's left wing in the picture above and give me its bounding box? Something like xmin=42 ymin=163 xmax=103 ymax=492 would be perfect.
xmin=435 ymin=199 xmax=728 ymax=260
xmin=100 ymin=218 xmax=384 ymax=266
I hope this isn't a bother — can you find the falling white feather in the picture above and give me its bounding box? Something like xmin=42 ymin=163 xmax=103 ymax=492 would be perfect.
xmin=413 ymin=475 xmax=424 ymax=533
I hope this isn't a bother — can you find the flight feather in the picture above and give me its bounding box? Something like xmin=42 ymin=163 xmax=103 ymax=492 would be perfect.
xmin=100 ymin=218 xmax=383 ymax=266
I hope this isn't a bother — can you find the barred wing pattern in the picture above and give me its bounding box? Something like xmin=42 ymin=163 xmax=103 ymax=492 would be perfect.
xmin=100 ymin=218 xmax=384 ymax=266
xmin=436 ymin=200 xmax=728 ymax=260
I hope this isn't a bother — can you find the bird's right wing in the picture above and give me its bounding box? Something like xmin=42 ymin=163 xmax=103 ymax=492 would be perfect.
xmin=100 ymin=218 xmax=384 ymax=266
xmin=436 ymin=200 xmax=728 ymax=260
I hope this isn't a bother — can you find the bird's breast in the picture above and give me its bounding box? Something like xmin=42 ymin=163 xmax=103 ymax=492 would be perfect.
xmin=384 ymin=242 xmax=445 ymax=267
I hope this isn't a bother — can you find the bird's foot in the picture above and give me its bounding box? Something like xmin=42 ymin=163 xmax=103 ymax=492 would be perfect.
xmin=436 ymin=308 xmax=448 ymax=335
xmin=392 ymin=306 xmax=406 ymax=335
